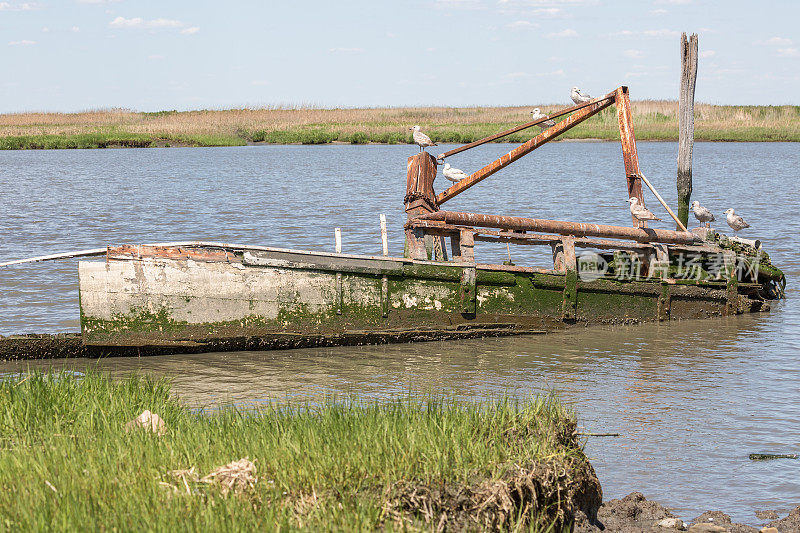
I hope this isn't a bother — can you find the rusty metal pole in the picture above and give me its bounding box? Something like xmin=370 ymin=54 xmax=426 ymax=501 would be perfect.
xmin=678 ymin=33 xmax=698 ymax=229
xmin=615 ymin=86 xmax=646 ymax=227
xmin=404 ymin=152 xmax=440 ymax=260
xmin=410 ymin=211 xmax=700 ymax=245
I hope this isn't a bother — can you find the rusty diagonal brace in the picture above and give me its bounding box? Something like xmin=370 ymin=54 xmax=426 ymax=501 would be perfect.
xmin=436 ymin=92 xmax=617 ymax=205
xmin=437 ymin=90 xmax=617 ymax=161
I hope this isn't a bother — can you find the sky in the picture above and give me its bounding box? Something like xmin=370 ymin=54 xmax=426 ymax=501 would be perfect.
xmin=0 ymin=0 xmax=798 ymax=112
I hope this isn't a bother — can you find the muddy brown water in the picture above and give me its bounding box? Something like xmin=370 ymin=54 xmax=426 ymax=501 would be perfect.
xmin=1 ymin=142 xmax=799 ymax=524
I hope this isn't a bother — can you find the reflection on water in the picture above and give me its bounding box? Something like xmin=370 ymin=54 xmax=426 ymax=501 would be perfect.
xmin=1 ymin=142 xmax=799 ymax=523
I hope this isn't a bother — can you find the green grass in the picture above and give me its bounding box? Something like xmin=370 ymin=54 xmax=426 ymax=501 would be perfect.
xmin=2 ymin=103 xmax=798 ymax=149
xmin=0 ymin=372 xmax=594 ymax=531
xmin=0 ymin=132 xmax=245 ymax=150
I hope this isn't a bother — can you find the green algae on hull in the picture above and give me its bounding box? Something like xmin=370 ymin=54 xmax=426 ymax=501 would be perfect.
xmin=76 ymin=245 xmax=769 ymax=350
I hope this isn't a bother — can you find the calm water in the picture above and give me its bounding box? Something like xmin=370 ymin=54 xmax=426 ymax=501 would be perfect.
xmin=1 ymin=142 xmax=799 ymax=524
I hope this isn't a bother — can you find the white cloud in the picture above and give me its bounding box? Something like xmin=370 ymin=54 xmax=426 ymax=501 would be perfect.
xmin=610 ymin=29 xmax=679 ymax=38
xmin=504 ymin=71 xmax=531 ymax=80
xmin=8 ymin=39 xmax=36 ymax=45
xmin=654 ymin=0 xmax=690 ymax=4
xmin=546 ymin=28 xmax=577 ymax=38
xmin=110 ymin=16 xmax=184 ymax=29
xmin=624 ymin=49 xmax=644 ymax=58
xmin=530 ymin=7 xmax=560 ymax=16
xmin=699 ymin=50 xmax=715 ymax=58
xmin=537 ymin=68 xmax=565 ymax=77
xmin=755 ymin=37 xmax=793 ymax=46
xmin=109 ymin=16 xmax=198 ymax=34
xmin=498 ymin=0 xmax=588 ymax=4
xmin=0 ymin=2 xmax=35 ymax=11
xmin=508 ymin=20 xmax=535 ymax=28
xmin=147 ymin=54 xmax=164 ymax=60
xmin=651 ymin=8 xmax=667 ymax=14
xmin=435 ymin=0 xmax=484 ymax=9
xmin=777 ymin=48 xmax=799 ymax=58
xmin=78 ymin=0 xmax=119 ymax=3
xmin=329 ymin=47 xmax=364 ymax=53
xmin=71 ymin=26 xmax=80 ymax=32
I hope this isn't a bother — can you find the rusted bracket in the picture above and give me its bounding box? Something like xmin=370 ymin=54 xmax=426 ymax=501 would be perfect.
xmin=651 ymin=243 xmax=670 ymax=279
xmin=723 ymin=251 xmax=738 ymax=315
xmin=336 ymin=272 xmax=343 ymax=315
xmin=459 ymin=230 xmax=475 ymax=262
xmin=381 ymin=276 xmax=389 ymax=318
xmin=461 ymin=267 xmax=477 ymax=315
xmin=561 ymin=237 xmax=578 ymax=321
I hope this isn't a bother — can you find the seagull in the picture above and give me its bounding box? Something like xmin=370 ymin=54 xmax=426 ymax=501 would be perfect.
xmin=628 ymin=197 xmax=661 ymax=223
xmin=691 ymin=200 xmax=715 ymax=227
xmin=570 ymin=86 xmax=592 ymax=104
xmin=409 ymin=125 xmax=436 ymax=152
xmin=724 ymin=208 xmax=750 ymax=232
xmin=442 ymin=163 xmax=469 ymax=182
xmin=530 ymin=108 xmax=555 ymax=128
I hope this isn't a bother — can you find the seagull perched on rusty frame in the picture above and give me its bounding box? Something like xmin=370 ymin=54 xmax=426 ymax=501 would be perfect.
xmin=442 ymin=163 xmax=469 ymax=182
xmin=410 ymin=125 xmax=436 ymax=152
xmin=628 ymin=197 xmax=661 ymax=222
xmin=530 ymin=108 xmax=555 ymax=128
xmin=571 ymin=86 xmax=592 ymax=104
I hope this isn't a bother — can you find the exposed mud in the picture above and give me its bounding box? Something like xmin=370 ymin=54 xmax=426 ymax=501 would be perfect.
xmin=383 ymin=459 xmax=602 ymax=531
xmin=574 ymin=492 xmax=800 ymax=533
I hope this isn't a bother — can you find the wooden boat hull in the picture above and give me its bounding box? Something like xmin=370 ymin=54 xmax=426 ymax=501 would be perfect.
xmin=76 ymin=244 xmax=768 ymax=349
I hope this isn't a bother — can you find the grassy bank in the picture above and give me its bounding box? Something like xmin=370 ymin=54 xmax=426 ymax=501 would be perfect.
xmin=0 ymin=102 xmax=798 ymax=149
xmin=0 ymin=372 xmax=598 ymax=531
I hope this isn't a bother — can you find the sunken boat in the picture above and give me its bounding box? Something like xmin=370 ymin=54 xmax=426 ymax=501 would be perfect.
xmin=0 ymin=86 xmax=786 ymax=359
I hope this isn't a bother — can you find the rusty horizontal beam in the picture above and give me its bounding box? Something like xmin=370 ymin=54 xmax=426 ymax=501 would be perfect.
xmin=409 ymin=211 xmax=700 ymax=245
xmin=438 ymin=91 xmax=617 ymax=160
xmin=436 ymin=95 xmax=617 ymax=205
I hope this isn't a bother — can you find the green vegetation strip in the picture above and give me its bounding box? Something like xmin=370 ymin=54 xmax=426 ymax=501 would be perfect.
xmin=1 ymin=104 xmax=798 ymax=149
xmin=0 ymin=372 xmax=598 ymax=531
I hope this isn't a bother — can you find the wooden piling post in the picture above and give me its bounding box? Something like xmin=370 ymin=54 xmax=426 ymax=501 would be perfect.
xmin=404 ymin=152 xmax=444 ymax=260
xmin=678 ymin=33 xmax=698 ymax=229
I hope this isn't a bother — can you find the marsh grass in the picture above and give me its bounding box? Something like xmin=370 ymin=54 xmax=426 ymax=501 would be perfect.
xmin=0 ymin=101 xmax=797 ymax=149
xmin=0 ymin=371 xmax=590 ymax=531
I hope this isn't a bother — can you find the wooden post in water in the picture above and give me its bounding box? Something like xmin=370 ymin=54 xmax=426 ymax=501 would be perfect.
xmin=678 ymin=32 xmax=698 ymax=229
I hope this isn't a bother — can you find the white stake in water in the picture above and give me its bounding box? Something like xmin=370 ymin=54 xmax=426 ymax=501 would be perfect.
xmin=380 ymin=214 xmax=388 ymax=256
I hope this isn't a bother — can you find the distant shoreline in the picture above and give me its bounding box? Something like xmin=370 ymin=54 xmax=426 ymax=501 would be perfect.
xmin=1 ymin=101 xmax=797 ymax=149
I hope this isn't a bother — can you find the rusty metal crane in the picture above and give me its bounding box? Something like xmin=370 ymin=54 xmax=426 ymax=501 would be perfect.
xmin=403 ymin=86 xmax=692 ymax=262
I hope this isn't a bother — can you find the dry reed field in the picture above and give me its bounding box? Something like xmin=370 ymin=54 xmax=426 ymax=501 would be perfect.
xmin=0 ymin=101 xmax=797 ymax=149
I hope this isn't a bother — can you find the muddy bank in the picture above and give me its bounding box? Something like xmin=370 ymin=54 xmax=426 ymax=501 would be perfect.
xmin=575 ymin=492 xmax=800 ymax=532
